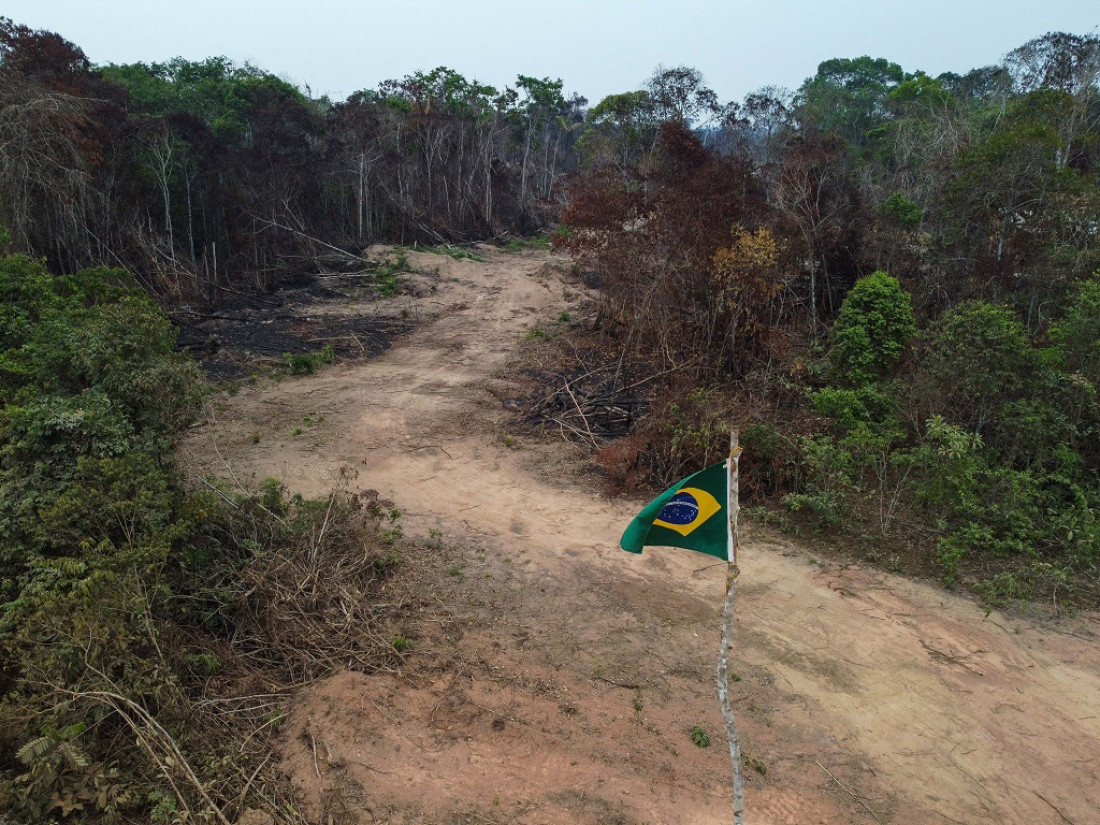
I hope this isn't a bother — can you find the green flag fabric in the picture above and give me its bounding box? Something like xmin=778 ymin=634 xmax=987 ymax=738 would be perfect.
xmin=620 ymin=461 xmax=729 ymax=560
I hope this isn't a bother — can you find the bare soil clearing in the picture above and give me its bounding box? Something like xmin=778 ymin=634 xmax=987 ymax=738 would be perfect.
xmin=179 ymin=247 xmax=1100 ymax=825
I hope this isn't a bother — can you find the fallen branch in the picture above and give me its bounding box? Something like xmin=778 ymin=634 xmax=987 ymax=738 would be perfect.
xmin=72 ymin=689 xmax=233 ymax=825
xmin=405 ymin=443 xmax=454 ymax=459
xmin=815 ymin=758 xmax=884 ymax=824
xmin=309 ymin=731 xmax=321 ymax=778
xmin=233 ymin=753 xmax=271 ymax=818
xmin=250 ymin=215 xmax=366 ymax=262
xmin=561 ymin=379 xmax=597 ymax=447
xmin=593 ymin=675 xmax=640 ymax=690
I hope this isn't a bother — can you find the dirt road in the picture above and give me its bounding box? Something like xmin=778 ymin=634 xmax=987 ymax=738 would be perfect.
xmin=180 ymin=246 xmax=1100 ymax=824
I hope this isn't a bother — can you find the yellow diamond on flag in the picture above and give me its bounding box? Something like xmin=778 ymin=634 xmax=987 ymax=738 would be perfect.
xmin=653 ymin=486 xmax=723 ymax=536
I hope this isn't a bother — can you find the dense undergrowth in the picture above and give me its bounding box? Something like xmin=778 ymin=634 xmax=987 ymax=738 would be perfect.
xmin=551 ymin=204 xmax=1100 ymax=609
xmin=552 ymin=93 xmax=1100 ymax=608
xmin=0 ymin=253 xmax=421 ymax=823
xmin=535 ymin=269 xmax=1100 ymax=609
xmin=788 ymin=273 xmax=1100 ymax=607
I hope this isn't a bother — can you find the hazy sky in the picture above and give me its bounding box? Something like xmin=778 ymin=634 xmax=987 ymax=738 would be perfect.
xmin=5 ymin=1 xmax=1098 ymax=104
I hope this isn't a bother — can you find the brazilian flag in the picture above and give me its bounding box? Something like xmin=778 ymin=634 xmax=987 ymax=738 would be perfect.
xmin=620 ymin=461 xmax=729 ymax=560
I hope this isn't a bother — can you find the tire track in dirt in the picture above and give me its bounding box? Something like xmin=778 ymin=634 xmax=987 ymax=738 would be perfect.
xmin=180 ymin=246 xmax=1100 ymax=824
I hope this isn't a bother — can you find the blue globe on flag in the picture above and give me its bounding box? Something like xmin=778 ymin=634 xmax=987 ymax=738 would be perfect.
xmin=658 ymin=491 xmax=700 ymax=525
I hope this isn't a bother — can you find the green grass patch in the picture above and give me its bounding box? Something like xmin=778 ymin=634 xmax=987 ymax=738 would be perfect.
xmin=524 ymin=324 xmax=551 ymax=341
xmin=281 ymin=344 xmax=335 ymax=375
xmin=371 ymin=249 xmax=412 ymax=295
xmin=503 ymin=234 xmax=551 ymax=252
xmin=415 ymin=243 xmax=485 ymax=262
xmin=690 ymin=725 xmax=711 ymax=748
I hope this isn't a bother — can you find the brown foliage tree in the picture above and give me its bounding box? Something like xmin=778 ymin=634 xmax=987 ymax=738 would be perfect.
xmin=561 ymin=122 xmax=775 ymax=380
xmin=0 ymin=19 xmax=124 ymax=271
xmin=770 ymin=135 xmax=864 ymax=333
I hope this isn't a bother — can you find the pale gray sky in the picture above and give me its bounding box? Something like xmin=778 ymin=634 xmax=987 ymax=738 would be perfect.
xmin=5 ymin=1 xmax=1098 ymax=104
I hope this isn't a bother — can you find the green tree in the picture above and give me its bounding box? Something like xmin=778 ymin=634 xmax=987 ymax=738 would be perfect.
xmin=795 ymin=56 xmax=905 ymax=148
xmin=877 ymin=192 xmax=924 ymax=228
xmin=1003 ymin=31 xmax=1100 ymax=170
xmin=581 ymin=90 xmax=656 ymax=168
xmin=1051 ymin=273 xmax=1100 ymax=385
xmin=829 ymin=271 xmax=916 ymax=385
xmin=887 ymin=72 xmax=954 ymax=112
xmin=916 ymin=301 xmax=1036 ymax=437
xmin=513 ymin=74 xmax=568 ymax=208
xmin=102 ymin=57 xmax=307 ymax=140
xmin=645 ymin=65 xmax=719 ymax=127
xmin=739 ymin=86 xmax=794 ymax=166
xmin=941 ymin=87 xmax=1098 ymax=295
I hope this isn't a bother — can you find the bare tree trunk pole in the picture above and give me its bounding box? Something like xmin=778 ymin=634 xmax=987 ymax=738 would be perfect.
xmin=718 ymin=429 xmax=745 ymax=824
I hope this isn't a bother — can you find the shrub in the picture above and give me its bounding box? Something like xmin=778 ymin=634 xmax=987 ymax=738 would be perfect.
xmin=740 ymin=423 xmax=800 ymax=501
xmin=878 ymin=192 xmax=924 ymax=228
xmin=915 ymin=300 xmax=1035 ymax=436
xmin=690 ymin=725 xmax=711 ymax=748
xmin=0 ymin=255 xmax=210 ymax=822
xmin=1050 ymin=272 xmax=1100 ymax=386
xmin=829 ymin=270 xmax=915 ymax=386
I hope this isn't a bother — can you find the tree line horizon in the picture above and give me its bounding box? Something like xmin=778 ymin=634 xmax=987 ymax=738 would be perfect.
xmin=1 ymin=18 xmax=1094 ymax=295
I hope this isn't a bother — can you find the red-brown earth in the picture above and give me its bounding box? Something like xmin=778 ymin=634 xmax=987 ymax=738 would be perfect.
xmin=180 ymin=246 xmax=1100 ymax=825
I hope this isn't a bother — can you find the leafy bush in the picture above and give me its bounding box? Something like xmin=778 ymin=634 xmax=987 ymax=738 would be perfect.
xmin=739 ymin=423 xmax=800 ymax=501
xmin=878 ymin=192 xmax=924 ymax=228
xmin=0 ymin=247 xmax=417 ymax=820
xmin=783 ymin=435 xmax=853 ymax=527
xmin=914 ymin=300 xmax=1036 ymax=437
xmin=787 ymin=288 xmax=1100 ymax=598
xmin=0 ymin=255 xmax=392 ymax=822
xmin=372 ymin=248 xmax=411 ymax=296
xmin=504 ymin=234 xmax=551 ymax=252
xmin=811 ymin=385 xmax=897 ymax=431
xmin=828 ymin=270 xmax=915 ymax=386
xmin=281 ymin=344 xmax=335 ymax=375
xmin=0 ymin=260 xmax=204 ymax=441
xmin=690 ymin=725 xmax=711 ymax=748
xmin=0 ymin=261 xmax=199 ymax=821
xmin=1050 ymin=272 xmax=1100 ymax=386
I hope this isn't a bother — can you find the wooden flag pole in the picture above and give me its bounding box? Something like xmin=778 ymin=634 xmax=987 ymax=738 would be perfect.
xmin=718 ymin=429 xmax=745 ymax=824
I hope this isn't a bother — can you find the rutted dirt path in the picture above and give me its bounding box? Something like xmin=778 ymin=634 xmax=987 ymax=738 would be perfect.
xmin=180 ymin=247 xmax=1100 ymax=825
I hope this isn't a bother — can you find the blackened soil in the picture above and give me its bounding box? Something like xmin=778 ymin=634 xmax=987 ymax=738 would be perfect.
xmin=171 ymin=277 xmax=412 ymax=381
